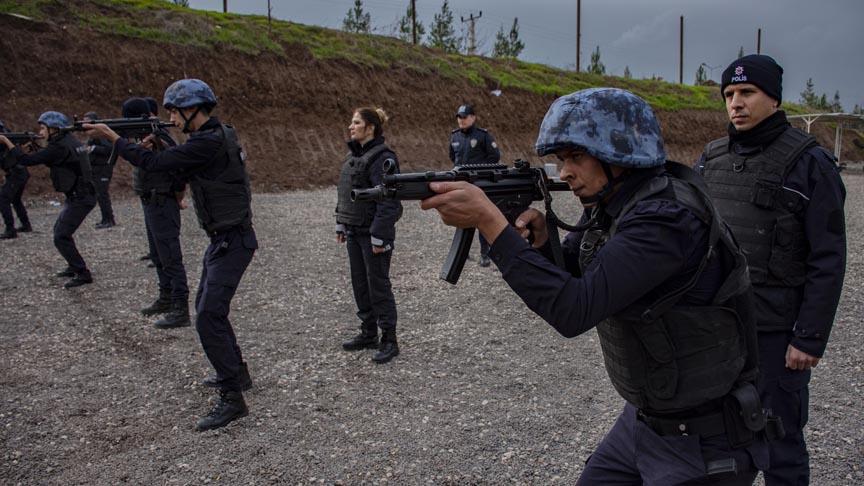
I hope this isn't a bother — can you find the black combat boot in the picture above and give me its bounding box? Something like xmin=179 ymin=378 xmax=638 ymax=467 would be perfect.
xmin=342 ymin=329 xmax=378 ymax=351
xmin=16 ymin=223 xmax=32 ymax=233
xmin=154 ymin=300 xmax=191 ymax=329
xmin=479 ymin=254 xmax=491 ymax=267
xmin=64 ymin=271 xmax=93 ymax=289
xmin=202 ymin=362 xmax=253 ymax=391
xmin=0 ymin=227 xmax=16 ymax=239
xmin=95 ymin=219 xmax=116 ymax=229
xmin=372 ymin=330 xmax=399 ymax=364
xmin=141 ymin=291 xmax=171 ymax=316
xmin=195 ymin=390 xmax=248 ymax=432
xmin=55 ymin=267 xmax=76 ymax=278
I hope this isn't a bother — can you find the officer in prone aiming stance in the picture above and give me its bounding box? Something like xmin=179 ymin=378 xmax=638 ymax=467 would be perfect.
xmin=86 ymin=79 xmax=257 ymax=432
xmin=0 ymin=112 xmax=96 ymax=288
xmin=423 ymin=88 xmax=774 ymax=484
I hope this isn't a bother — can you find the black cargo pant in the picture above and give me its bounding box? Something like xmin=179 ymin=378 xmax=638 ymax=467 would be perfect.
xmin=579 ymin=403 xmax=768 ymax=485
xmin=195 ymin=226 xmax=257 ymax=392
xmin=91 ymin=164 xmax=115 ymax=223
xmin=143 ymin=194 xmax=188 ymax=302
xmin=53 ymin=186 xmax=96 ymax=273
xmin=758 ymin=331 xmax=811 ymax=485
xmin=346 ymin=227 xmax=397 ymax=334
xmin=0 ymin=167 xmax=30 ymax=230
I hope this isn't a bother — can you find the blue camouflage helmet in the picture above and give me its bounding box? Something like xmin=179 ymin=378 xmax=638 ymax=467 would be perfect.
xmin=162 ymin=78 xmax=217 ymax=110
xmin=37 ymin=111 xmax=71 ymax=129
xmin=535 ymin=88 xmax=666 ymax=168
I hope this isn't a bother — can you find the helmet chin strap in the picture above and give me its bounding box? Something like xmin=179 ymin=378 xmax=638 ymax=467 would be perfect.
xmin=578 ymin=162 xmax=628 ymax=206
xmin=179 ymin=106 xmax=202 ymax=133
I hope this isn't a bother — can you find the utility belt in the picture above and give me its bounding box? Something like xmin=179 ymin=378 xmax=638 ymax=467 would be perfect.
xmin=140 ymin=189 xmax=174 ymax=205
xmin=637 ymin=383 xmax=785 ymax=448
xmin=206 ymin=221 xmax=252 ymax=238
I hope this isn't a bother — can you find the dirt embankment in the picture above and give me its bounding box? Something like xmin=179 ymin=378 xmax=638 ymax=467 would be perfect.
xmin=1 ymin=13 xmax=859 ymax=197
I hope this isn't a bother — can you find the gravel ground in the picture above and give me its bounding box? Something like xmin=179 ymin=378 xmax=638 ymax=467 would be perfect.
xmin=0 ymin=175 xmax=862 ymax=485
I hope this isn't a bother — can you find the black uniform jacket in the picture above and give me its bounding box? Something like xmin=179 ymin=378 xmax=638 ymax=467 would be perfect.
xmin=488 ymin=167 xmax=729 ymax=338
xmin=449 ymin=125 xmax=500 ymax=166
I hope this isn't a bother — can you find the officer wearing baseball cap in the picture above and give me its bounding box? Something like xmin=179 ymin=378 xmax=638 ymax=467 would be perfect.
xmin=424 ymin=88 xmax=771 ymax=483
xmin=448 ymin=103 xmax=501 ymax=266
xmin=697 ymin=54 xmax=847 ymax=485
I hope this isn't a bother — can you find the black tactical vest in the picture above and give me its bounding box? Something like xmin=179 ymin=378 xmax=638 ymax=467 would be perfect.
xmin=581 ymin=166 xmax=758 ymax=414
xmin=700 ymin=128 xmax=816 ymax=291
xmin=335 ymin=143 xmax=390 ymax=227
xmin=132 ymin=131 xmax=178 ymax=196
xmin=188 ymin=125 xmax=253 ymax=235
xmin=51 ymin=134 xmax=93 ymax=194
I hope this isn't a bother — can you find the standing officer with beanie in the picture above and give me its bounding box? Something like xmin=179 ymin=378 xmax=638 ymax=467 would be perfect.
xmin=82 ymin=111 xmax=117 ymax=229
xmin=697 ymin=54 xmax=846 ymax=485
xmin=86 ymin=79 xmax=257 ymax=431
xmin=449 ymin=103 xmax=501 ymax=267
xmin=0 ymin=112 xmax=96 ymax=288
xmin=0 ymin=120 xmax=32 ymax=239
xmin=336 ymin=107 xmax=402 ymax=364
xmin=424 ymin=88 xmax=773 ymax=484
xmin=119 ymin=97 xmax=190 ymax=329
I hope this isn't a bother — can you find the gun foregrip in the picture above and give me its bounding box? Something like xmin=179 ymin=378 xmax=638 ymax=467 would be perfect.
xmin=440 ymin=227 xmax=474 ymax=284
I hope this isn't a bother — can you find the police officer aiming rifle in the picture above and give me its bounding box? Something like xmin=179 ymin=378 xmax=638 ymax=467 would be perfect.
xmin=85 ymin=79 xmax=257 ymax=432
xmin=0 ymin=112 xmax=96 ymax=288
xmin=423 ymin=88 xmax=777 ymax=484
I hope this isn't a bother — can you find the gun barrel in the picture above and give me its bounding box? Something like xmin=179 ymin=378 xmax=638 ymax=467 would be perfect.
xmin=3 ymin=132 xmax=44 ymax=144
xmin=350 ymin=187 xmax=387 ymax=202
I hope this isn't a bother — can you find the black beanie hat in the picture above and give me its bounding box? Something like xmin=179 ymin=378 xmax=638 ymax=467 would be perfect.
xmin=122 ymin=97 xmax=151 ymax=118
xmin=721 ymin=54 xmax=783 ymax=103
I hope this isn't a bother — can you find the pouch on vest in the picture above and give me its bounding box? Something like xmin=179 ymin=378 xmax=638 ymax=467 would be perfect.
xmin=768 ymin=213 xmax=808 ymax=286
xmin=751 ymin=178 xmax=780 ymax=209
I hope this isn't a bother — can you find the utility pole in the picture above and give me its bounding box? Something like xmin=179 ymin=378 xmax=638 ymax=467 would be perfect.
xmin=576 ymin=0 xmax=581 ymax=72
xmin=679 ymin=15 xmax=684 ymax=84
xmin=411 ymin=0 xmax=418 ymax=45
xmin=223 ymin=1 xmax=227 ymax=13
xmin=267 ymin=0 xmax=272 ymax=34
xmin=461 ymin=11 xmax=482 ymax=55
xmin=757 ymin=28 xmax=762 ymax=54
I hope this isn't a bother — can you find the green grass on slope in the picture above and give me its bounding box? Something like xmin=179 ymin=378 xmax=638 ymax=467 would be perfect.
xmin=0 ymin=0 xmax=807 ymax=113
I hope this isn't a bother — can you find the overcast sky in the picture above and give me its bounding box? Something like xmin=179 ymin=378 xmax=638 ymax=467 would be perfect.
xmin=188 ymin=0 xmax=863 ymax=110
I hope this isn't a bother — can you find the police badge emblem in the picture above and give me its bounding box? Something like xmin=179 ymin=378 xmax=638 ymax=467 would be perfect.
xmin=470 ymin=139 xmax=478 ymax=148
